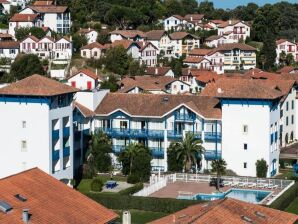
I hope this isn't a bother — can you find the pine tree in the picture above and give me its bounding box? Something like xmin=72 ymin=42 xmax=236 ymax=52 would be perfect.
xmin=260 ymin=32 xmax=277 ymax=71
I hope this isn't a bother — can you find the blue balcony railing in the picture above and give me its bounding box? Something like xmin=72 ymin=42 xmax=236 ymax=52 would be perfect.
xmin=52 ymin=130 xmax=59 ymax=140
xmin=204 ymin=150 xmax=222 ymax=160
xmin=187 ymin=131 xmax=202 ymax=139
xmin=99 ymin=127 xmax=164 ymax=139
xmin=63 ymin=147 xmax=70 ymax=157
xmin=167 ymin=130 xmax=183 ymax=139
xmin=204 ymin=132 xmax=221 ymax=141
xmin=63 ymin=127 xmax=70 ymax=137
xmin=147 ymin=130 xmax=164 ymax=139
xmin=52 ymin=150 xmax=59 ymax=161
xmin=130 ymin=129 xmax=148 ymax=138
xmin=271 ymin=169 xmax=277 ymax=177
xmin=151 ymin=166 xmax=165 ymax=172
xmin=175 ymin=113 xmax=195 ymax=121
xmin=150 ymin=148 xmax=164 ymax=158
xmin=112 ymin=145 xmax=126 ymax=154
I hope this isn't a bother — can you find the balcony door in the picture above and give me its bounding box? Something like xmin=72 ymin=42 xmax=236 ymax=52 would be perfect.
xmin=120 ymin=120 xmax=128 ymax=130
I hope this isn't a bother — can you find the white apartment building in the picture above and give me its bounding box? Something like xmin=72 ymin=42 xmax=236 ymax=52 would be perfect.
xmin=20 ymin=35 xmax=72 ymax=60
xmin=0 ymin=41 xmax=20 ymax=59
xmin=78 ymin=28 xmax=98 ymax=44
xmin=20 ymin=4 xmax=71 ymax=34
xmin=218 ymin=20 xmax=251 ymax=42
xmin=9 ymin=13 xmax=42 ymax=36
xmin=0 ymin=74 xmax=78 ymax=182
xmin=276 ymin=39 xmax=298 ymax=63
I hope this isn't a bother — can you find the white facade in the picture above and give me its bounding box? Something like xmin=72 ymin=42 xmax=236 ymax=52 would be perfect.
xmin=163 ymin=16 xmax=183 ymax=31
xmin=67 ymin=71 xmax=100 ymax=90
xmin=0 ymin=42 xmax=19 ymax=59
xmin=222 ymin=48 xmax=256 ymax=71
xmin=169 ymin=38 xmax=200 ymax=58
xmin=276 ymin=40 xmax=298 ymax=63
xmin=205 ymin=36 xmax=226 ymax=48
xmin=9 ymin=19 xmax=41 ymax=36
xmin=218 ymin=21 xmax=251 ymax=42
xmin=206 ymin=51 xmax=224 ymax=74
xmin=81 ymin=47 xmax=102 ymax=59
xmin=140 ymin=43 xmax=157 ymax=67
xmin=221 ymin=99 xmax=279 ymax=177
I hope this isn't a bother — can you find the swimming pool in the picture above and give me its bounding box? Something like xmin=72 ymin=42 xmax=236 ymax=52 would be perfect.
xmin=194 ymin=189 xmax=272 ymax=204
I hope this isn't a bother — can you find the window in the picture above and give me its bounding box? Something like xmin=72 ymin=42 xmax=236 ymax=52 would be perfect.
xmin=292 ymin=100 xmax=294 ymax=110
xmin=0 ymin=49 xmax=3 ymax=54
xmin=10 ymin=49 xmax=15 ymax=54
xmin=243 ymin=125 xmax=248 ymax=134
xmin=22 ymin=121 xmax=26 ymax=128
xmin=244 ymin=162 xmax=247 ymax=168
xmin=180 ymin=85 xmax=184 ymax=90
xmin=292 ymin=115 xmax=294 ymax=124
xmin=286 ymin=102 xmax=289 ymax=111
xmin=286 ymin=116 xmax=289 ymax=126
xmin=21 ymin=140 xmax=27 ymax=152
xmin=244 ymin=143 xmax=247 ymax=150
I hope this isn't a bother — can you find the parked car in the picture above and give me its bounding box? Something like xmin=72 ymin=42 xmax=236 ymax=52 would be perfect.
xmin=209 ymin=177 xmax=224 ymax=187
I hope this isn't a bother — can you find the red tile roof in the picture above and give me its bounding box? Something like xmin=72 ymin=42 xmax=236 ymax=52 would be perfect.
xmin=78 ymin=28 xmax=96 ymax=34
xmin=10 ymin=14 xmax=39 ymax=22
xmin=145 ymin=67 xmax=172 ymax=76
xmin=110 ymin=30 xmax=146 ymax=38
xmin=189 ymin=48 xmax=213 ymax=56
xmin=33 ymin=0 xmax=53 ymax=5
xmin=184 ymin=14 xmax=204 ymax=22
xmin=149 ymin=198 xmax=298 ymax=224
xmin=278 ymin=66 xmax=297 ymax=74
xmin=218 ymin=20 xmax=250 ymax=28
xmin=95 ymin=93 xmax=221 ymax=119
xmin=74 ymin=102 xmax=96 ymax=117
xmin=0 ymin=0 xmax=10 ymax=4
xmin=171 ymin=15 xmax=184 ymax=20
xmin=169 ymin=32 xmax=199 ymax=40
xmin=29 ymin=5 xmax=68 ymax=13
xmin=206 ymin=35 xmax=225 ymax=41
xmin=216 ymin=43 xmax=256 ymax=51
xmin=0 ymin=168 xmax=118 ymax=224
xmin=0 ymin=74 xmax=78 ymax=96
xmin=145 ymin=30 xmax=166 ymax=40
xmin=183 ymin=56 xmax=208 ymax=63
xmin=109 ymin=40 xmax=138 ymax=50
xmin=68 ymin=69 xmax=100 ymax=81
xmin=0 ymin=41 xmax=19 ymax=49
xmin=80 ymin=42 xmax=104 ymax=50
xmin=276 ymin=39 xmax=295 ymax=45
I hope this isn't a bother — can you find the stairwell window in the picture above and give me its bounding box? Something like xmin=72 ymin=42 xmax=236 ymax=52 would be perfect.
xmin=244 ymin=162 xmax=247 ymax=169
xmin=21 ymin=140 xmax=27 ymax=152
xmin=244 ymin=144 xmax=247 ymax=150
xmin=243 ymin=125 xmax=248 ymax=134
xmin=22 ymin=121 xmax=26 ymax=128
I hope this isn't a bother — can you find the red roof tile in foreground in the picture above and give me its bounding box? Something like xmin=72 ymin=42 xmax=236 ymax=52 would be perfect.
xmin=95 ymin=93 xmax=221 ymax=119
xmin=0 ymin=168 xmax=118 ymax=224
xmin=200 ymin=78 xmax=294 ymax=100
xmin=278 ymin=66 xmax=297 ymax=74
xmin=149 ymin=198 xmax=298 ymax=224
xmin=74 ymin=101 xmax=96 ymax=117
xmin=10 ymin=14 xmax=38 ymax=22
xmin=0 ymin=74 xmax=78 ymax=96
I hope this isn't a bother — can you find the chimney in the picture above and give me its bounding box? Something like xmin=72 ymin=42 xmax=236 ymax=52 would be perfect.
xmin=29 ymin=32 xmax=31 ymax=36
xmin=155 ymin=68 xmax=158 ymax=75
xmin=22 ymin=209 xmax=29 ymax=224
xmin=122 ymin=211 xmax=131 ymax=224
xmin=229 ymin=20 xmax=232 ymax=25
xmin=190 ymin=16 xmax=193 ymax=22
xmin=96 ymin=68 xmax=98 ymax=76
xmin=27 ymin=16 xmax=30 ymax=22
xmin=69 ymin=35 xmax=72 ymax=42
xmin=88 ymin=27 xmax=91 ymax=31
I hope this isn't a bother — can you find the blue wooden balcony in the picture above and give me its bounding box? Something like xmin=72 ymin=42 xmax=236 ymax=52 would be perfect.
xmin=112 ymin=145 xmax=126 ymax=154
xmin=52 ymin=150 xmax=59 ymax=161
xmin=130 ymin=129 xmax=148 ymax=138
xmin=204 ymin=150 xmax=222 ymax=160
xmin=52 ymin=130 xmax=59 ymax=140
xmin=175 ymin=113 xmax=195 ymax=121
xmin=147 ymin=130 xmax=164 ymax=139
xmin=204 ymin=132 xmax=221 ymax=141
xmin=63 ymin=127 xmax=70 ymax=137
xmin=270 ymin=169 xmax=277 ymax=177
xmin=187 ymin=131 xmax=202 ymax=139
xmin=167 ymin=130 xmax=183 ymax=139
xmin=63 ymin=147 xmax=70 ymax=157
xmin=150 ymin=148 xmax=164 ymax=158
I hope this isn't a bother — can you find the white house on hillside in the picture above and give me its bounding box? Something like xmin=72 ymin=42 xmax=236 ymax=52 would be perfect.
xmin=218 ymin=20 xmax=251 ymax=43
xmin=9 ymin=13 xmax=42 ymax=36
xmin=0 ymin=41 xmax=20 ymax=60
xmin=67 ymin=69 xmax=102 ymax=90
xmin=78 ymin=28 xmax=98 ymax=44
xmin=276 ymin=39 xmax=298 ymax=64
xmin=80 ymin=42 xmax=105 ymax=59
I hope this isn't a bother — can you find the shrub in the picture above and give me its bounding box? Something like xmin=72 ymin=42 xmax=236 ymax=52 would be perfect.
xmin=85 ymin=193 xmax=203 ymax=213
xmin=90 ymin=178 xmax=103 ymax=192
xmin=269 ymin=182 xmax=298 ymax=210
xmin=127 ymin=174 xmax=140 ymax=184
xmin=256 ymin=159 xmax=268 ymax=178
xmin=119 ymin=183 xmax=144 ymax=195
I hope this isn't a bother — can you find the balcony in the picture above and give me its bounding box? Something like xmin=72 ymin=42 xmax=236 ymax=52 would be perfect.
xmin=205 ymin=132 xmax=221 ymax=141
xmin=150 ymin=148 xmax=164 ymax=158
xmin=83 ymin=128 xmax=90 ymax=135
xmin=99 ymin=127 xmax=164 ymax=139
xmin=112 ymin=145 xmax=126 ymax=154
xmin=204 ymin=150 xmax=222 ymax=160
xmin=175 ymin=113 xmax=195 ymax=121
xmin=147 ymin=130 xmax=164 ymax=139
xmin=130 ymin=129 xmax=148 ymax=138
xmin=63 ymin=147 xmax=70 ymax=157
xmin=52 ymin=150 xmax=59 ymax=161
xmin=63 ymin=127 xmax=70 ymax=137
xmin=167 ymin=130 xmax=183 ymax=139
xmin=151 ymin=166 xmax=165 ymax=172
xmin=52 ymin=130 xmax=59 ymax=140
xmin=270 ymin=169 xmax=277 ymax=177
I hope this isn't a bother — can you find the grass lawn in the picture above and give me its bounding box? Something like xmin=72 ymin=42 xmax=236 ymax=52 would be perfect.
xmin=285 ymin=197 xmax=298 ymax=214
xmin=114 ymin=209 xmax=168 ymax=224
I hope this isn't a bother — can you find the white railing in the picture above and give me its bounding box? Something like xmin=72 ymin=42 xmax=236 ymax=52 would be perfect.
xmin=266 ymin=180 xmax=295 ymax=205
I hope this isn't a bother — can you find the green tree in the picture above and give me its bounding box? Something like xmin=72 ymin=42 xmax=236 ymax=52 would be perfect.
xmin=211 ymin=159 xmax=227 ymax=191
xmin=100 ymin=75 xmax=118 ymax=92
xmin=279 ymin=51 xmax=287 ymax=66
xmin=127 ymin=60 xmax=146 ymax=76
xmin=255 ymin=159 xmax=268 ymax=178
xmin=259 ymin=32 xmax=277 ymax=71
xmin=15 ymin=27 xmax=46 ymax=41
xmin=86 ymin=130 xmax=112 ymax=175
xmin=285 ymin=53 xmax=294 ymax=66
xmin=72 ymin=33 xmax=88 ymax=53
xmin=104 ymin=46 xmax=129 ymax=76
xmin=167 ymin=147 xmax=183 ymax=172
xmin=10 ymin=54 xmax=44 ymax=80
xmin=169 ymin=133 xmax=204 ymax=172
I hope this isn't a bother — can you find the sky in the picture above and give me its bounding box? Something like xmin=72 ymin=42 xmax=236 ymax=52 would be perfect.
xmin=206 ymin=0 xmax=298 ymax=9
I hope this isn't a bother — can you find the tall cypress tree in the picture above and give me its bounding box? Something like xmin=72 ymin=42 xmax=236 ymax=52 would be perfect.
xmin=260 ymin=31 xmax=277 ymax=71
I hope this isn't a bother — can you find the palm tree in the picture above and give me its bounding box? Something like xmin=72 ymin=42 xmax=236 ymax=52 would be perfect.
xmin=211 ymin=159 xmax=227 ymax=192
xmin=170 ymin=132 xmax=204 ymax=173
xmin=119 ymin=143 xmax=142 ymax=175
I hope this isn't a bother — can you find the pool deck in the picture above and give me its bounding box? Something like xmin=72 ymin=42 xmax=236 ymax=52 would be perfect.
xmin=150 ymin=181 xmax=281 ymax=204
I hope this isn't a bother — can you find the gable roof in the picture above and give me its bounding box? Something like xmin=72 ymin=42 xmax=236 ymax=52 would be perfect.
xmin=74 ymin=101 xmax=96 ymax=117
xmin=216 ymin=43 xmax=256 ymax=51
xmin=0 ymin=41 xmax=19 ymax=49
xmin=206 ymin=35 xmax=225 ymax=41
xmin=169 ymin=32 xmax=199 ymax=40
xmin=145 ymin=67 xmax=172 ymax=76
xmin=0 ymin=74 xmax=78 ymax=96
xmin=80 ymin=42 xmax=104 ymax=50
xmin=184 ymin=14 xmax=204 ymax=22
xmin=189 ymin=48 xmax=213 ymax=56
xmin=78 ymin=28 xmax=97 ymax=34
xmin=149 ymin=198 xmax=298 ymax=224
xmin=218 ymin=20 xmax=250 ymax=28
xmin=28 ymin=5 xmax=68 ymax=13
xmin=33 ymin=0 xmax=53 ymax=5
xmin=10 ymin=14 xmax=39 ymax=22
xmin=276 ymin=39 xmax=295 ymax=45
xmin=68 ymin=69 xmax=101 ymax=81
xmin=109 ymin=40 xmax=139 ymax=50
xmin=0 ymin=168 xmax=118 ymax=224
xmin=137 ymin=41 xmax=158 ymax=51
xmin=278 ymin=66 xmax=297 ymax=74
xmin=145 ymin=30 xmax=166 ymax=40
xmin=183 ymin=56 xmax=210 ymax=64
xmin=110 ymin=30 xmax=146 ymax=38
xmin=22 ymin=35 xmax=40 ymax=42
xmin=170 ymin=15 xmax=184 ymax=20
xmin=95 ymin=93 xmax=221 ymax=119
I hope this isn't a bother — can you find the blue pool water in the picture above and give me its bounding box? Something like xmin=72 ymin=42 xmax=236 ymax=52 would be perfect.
xmin=194 ymin=189 xmax=271 ymax=204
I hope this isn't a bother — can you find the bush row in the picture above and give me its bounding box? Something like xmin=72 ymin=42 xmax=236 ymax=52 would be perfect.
xmin=85 ymin=193 xmax=203 ymax=213
xmin=269 ymin=181 xmax=298 ymax=210
xmin=119 ymin=183 xmax=144 ymax=195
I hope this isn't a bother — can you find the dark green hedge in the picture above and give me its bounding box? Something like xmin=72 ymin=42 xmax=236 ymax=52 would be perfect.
xmin=119 ymin=183 xmax=144 ymax=195
xmin=269 ymin=181 xmax=298 ymax=210
xmin=85 ymin=193 xmax=203 ymax=213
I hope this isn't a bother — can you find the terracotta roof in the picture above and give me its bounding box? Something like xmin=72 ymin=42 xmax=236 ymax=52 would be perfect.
xmin=33 ymin=0 xmax=53 ymax=5
xmin=0 ymin=41 xmax=19 ymax=49
xmin=169 ymin=32 xmax=199 ymax=40
xmin=78 ymin=28 xmax=96 ymax=34
xmin=189 ymin=48 xmax=213 ymax=56
xmin=0 ymin=168 xmax=118 ymax=224
xmin=218 ymin=20 xmax=250 ymax=28
xmin=278 ymin=66 xmax=297 ymax=74
xmin=200 ymin=78 xmax=292 ymax=100
xmin=110 ymin=30 xmax=146 ymax=38
xmin=10 ymin=14 xmax=38 ymax=22
xmin=0 ymin=74 xmax=78 ymax=96
xmin=29 ymin=5 xmax=68 ymax=13
xmin=0 ymin=33 xmax=13 ymax=38
xmin=39 ymin=36 xmax=55 ymax=42
xmin=210 ymin=19 xmax=225 ymax=24
xmin=137 ymin=41 xmax=158 ymax=51
xmin=95 ymin=93 xmax=221 ymax=119
xmin=68 ymin=69 xmax=100 ymax=81
xmin=0 ymin=0 xmax=10 ymax=4
xmin=149 ymin=198 xmax=298 ymax=224
xmin=216 ymin=43 xmax=256 ymax=51
xmin=183 ymin=56 xmax=208 ymax=63
xmin=74 ymin=102 xmax=96 ymax=117
xmin=193 ymin=70 xmax=219 ymax=84
xmin=146 ymin=30 xmax=166 ymax=40
xmin=22 ymin=35 xmax=40 ymax=42
xmin=80 ymin=42 xmax=104 ymax=50
xmin=171 ymin=15 xmax=184 ymax=20
xmin=206 ymin=35 xmax=225 ymax=41
xmin=145 ymin=67 xmax=172 ymax=76
xmin=276 ymin=39 xmax=295 ymax=45
xmin=184 ymin=14 xmax=204 ymax=21
xmin=109 ymin=40 xmax=138 ymax=50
